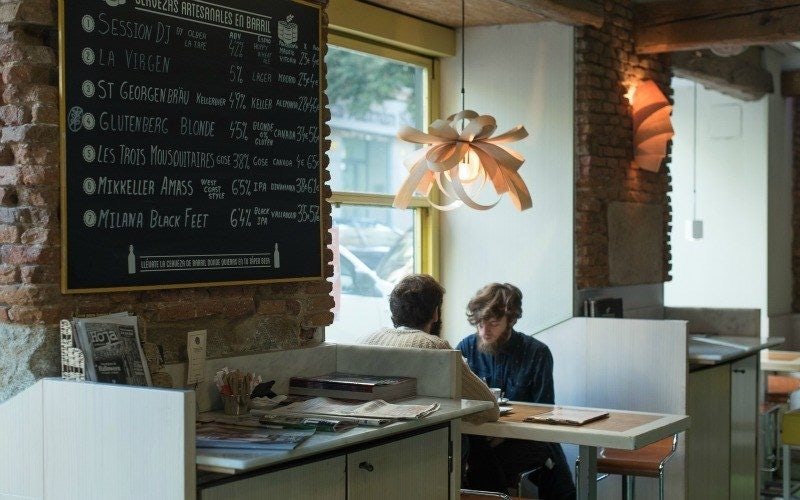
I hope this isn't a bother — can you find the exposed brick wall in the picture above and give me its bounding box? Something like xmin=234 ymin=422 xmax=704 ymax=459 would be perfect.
xmin=0 ymin=0 xmax=333 ymax=400
xmin=793 ymin=98 xmax=800 ymax=313
xmin=574 ymin=0 xmax=672 ymax=289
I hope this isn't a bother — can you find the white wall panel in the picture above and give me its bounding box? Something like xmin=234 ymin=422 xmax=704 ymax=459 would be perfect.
xmin=439 ymin=23 xmax=574 ymax=345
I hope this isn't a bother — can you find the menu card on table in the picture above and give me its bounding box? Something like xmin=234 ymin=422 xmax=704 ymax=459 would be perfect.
xmin=524 ymin=407 xmax=609 ymax=426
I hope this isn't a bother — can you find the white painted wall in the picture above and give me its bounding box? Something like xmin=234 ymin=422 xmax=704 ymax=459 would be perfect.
xmin=664 ymin=78 xmax=769 ymax=320
xmin=438 ymin=23 xmax=574 ymax=346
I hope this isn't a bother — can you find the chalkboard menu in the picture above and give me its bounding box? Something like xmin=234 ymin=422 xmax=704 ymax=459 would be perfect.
xmin=59 ymin=0 xmax=323 ymax=293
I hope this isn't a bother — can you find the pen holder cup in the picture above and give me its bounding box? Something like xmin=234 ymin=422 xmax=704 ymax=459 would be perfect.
xmin=222 ymin=394 xmax=250 ymax=415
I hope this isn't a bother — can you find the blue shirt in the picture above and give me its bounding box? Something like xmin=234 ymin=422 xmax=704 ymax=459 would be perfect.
xmin=457 ymin=330 xmax=554 ymax=404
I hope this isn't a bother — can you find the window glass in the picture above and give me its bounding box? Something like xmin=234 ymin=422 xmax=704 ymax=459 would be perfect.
xmin=325 ymin=45 xmax=427 ymax=344
xmin=327 ymin=46 xmax=426 ymax=195
xmin=328 ymin=205 xmax=415 ymax=343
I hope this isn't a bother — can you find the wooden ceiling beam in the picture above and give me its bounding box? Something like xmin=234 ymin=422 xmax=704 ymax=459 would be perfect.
xmin=500 ymin=0 xmax=604 ymax=28
xmin=635 ymin=0 xmax=800 ymax=54
xmin=671 ymin=49 xmax=774 ymax=101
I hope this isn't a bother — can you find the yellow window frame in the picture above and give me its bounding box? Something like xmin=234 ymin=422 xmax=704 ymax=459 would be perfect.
xmin=325 ymin=25 xmax=447 ymax=279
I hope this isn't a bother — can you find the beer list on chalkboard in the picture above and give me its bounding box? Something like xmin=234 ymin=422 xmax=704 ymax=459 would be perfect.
xmin=60 ymin=0 xmax=323 ymax=292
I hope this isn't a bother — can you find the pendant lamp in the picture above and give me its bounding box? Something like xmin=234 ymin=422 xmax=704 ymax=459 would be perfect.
xmin=393 ymin=0 xmax=531 ymax=211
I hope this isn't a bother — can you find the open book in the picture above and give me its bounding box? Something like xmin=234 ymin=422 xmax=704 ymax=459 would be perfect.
xmin=73 ymin=313 xmax=151 ymax=386
xmin=524 ymin=407 xmax=609 ymax=426
xmin=268 ymin=397 xmax=439 ymax=421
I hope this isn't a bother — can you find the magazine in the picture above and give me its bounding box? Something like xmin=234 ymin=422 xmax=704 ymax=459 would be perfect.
xmin=524 ymin=407 xmax=609 ymax=426
xmin=73 ymin=313 xmax=151 ymax=386
xmin=289 ymin=372 xmax=416 ymax=401
xmin=259 ymin=415 xmax=357 ymax=433
xmin=196 ymin=423 xmax=315 ymax=450
xmin=268 ymin=397 xmax=440 ymax=420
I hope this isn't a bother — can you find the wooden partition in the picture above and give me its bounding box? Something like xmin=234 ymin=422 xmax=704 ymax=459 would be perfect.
xmin=537 ymin=317 xmax=688 ymax=499
xmin=0 ymin=379 xmax=195 ymax=500
xmin=164 ymin=343 xmax=462 ymax=411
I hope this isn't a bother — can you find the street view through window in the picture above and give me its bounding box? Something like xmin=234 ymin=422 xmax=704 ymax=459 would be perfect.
xmin=325 ymin=45 xmax=426 ymax=343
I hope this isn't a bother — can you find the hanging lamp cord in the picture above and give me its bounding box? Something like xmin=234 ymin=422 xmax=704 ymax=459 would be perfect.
xmin=692 ymin=82 xmax=698 ymax=220
xmin=461 ymin=0 xmax=465 ymax=115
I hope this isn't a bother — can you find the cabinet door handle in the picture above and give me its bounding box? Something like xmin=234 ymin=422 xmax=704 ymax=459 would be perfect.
xmin=733 ymin=369 xmax=746 ymax=374
xmin=358 ymin=461 xmax=374 ymax=472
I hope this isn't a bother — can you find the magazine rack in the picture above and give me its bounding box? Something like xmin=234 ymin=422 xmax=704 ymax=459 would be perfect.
xmin=59 ymin=319 xmax=85 ymax=381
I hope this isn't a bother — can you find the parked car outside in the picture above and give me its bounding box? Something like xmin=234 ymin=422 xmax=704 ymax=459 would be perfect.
xmin=326 ymin=246 xmax=393 ymax=344
xmin=336 ymin=218 xmax=403 ymax=269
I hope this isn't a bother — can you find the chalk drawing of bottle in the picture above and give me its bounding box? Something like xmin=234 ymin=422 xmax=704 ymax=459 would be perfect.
xmin=128 ymin=245 xmax=136 ymax=274
xmin=273 ymin=243 xmax=281 ymax=269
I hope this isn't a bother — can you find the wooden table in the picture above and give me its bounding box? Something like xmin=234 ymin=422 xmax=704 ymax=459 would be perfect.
xmin=761 ymin=349 xmax=800 ymax=373
xmin=461 ymin=402 xmax=689 ymax=500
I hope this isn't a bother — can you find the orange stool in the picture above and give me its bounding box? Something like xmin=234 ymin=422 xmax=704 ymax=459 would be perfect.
xmin=767 ymin=375 xmax=800 ymax=404
xmin=576 ymin=435 xmax=677 ymax=500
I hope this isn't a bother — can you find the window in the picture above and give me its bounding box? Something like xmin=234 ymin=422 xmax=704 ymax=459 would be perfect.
xmin=325 ymin=37 xmax=439 ymax=344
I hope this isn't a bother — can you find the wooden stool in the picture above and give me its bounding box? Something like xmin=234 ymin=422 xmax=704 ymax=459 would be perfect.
xmin=576 ymin=435 xmax=677 ymax=500
xmin=768 ymin=375 xmax=800 ymax=404
xmin=762 ymin=402 xmax=783 ymax=476
xmin=782 ymin=409 xmax=800 ymax=499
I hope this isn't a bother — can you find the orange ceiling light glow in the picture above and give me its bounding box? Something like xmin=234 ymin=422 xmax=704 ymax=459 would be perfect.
xmin=393 ymin=111 xmax=531 ymax=211
xmin=631 ymin=80 xmax=674 ymax=172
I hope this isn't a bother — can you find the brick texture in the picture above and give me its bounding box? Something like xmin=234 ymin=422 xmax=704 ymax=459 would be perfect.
xmin=574 ymin=0 xmax=673 ymax=289
xmin=0 ymin=0 xmax=334 ymax=397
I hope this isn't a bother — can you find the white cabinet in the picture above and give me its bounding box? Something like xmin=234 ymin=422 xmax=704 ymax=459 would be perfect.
xmin=199 ymin=426 xmax=451 ymax=500
xmin=688 ymin=363 xmax=730 ymax=499
xmin=348 ymin=427 xmax=450 ymax=500
xmin=729 ymin=355 xmax=757 ymax=499
xmin=687 ymin=354 xmax=758 ymax=500
xmin=200 ymin=457 xmax=346 ymax=500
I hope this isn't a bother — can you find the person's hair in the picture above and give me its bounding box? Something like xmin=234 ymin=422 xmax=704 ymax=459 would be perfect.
xmin=389 ymin=274 xmax=445 ymax=329
xmin=466 ymin=283 xmax=523 ymax=326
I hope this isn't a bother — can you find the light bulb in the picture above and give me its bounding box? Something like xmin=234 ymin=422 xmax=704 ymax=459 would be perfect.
xmin=457 ymin=150 xmax=482 ymax=184
xmin=624 ymin=84 xmax=637 ymax=104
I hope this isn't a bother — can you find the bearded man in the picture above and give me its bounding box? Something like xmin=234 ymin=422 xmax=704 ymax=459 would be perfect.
xmin=457 ymin=283 xmax=554 ymax=403
xmin=457 ymin=283 xmax=575 ymax=500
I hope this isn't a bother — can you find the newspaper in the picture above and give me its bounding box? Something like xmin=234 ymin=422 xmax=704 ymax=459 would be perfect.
xmin=73 ymin=313 xmax=151 ymax=386
xmin=268 ymin=397 xmax=440 ymax=420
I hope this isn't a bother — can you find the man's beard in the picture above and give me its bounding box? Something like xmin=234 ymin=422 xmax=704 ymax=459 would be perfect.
xmin=477 ymin=328 xmax=511 ymax=355
xmin=430 ymin=319 xmax=442 ymax=336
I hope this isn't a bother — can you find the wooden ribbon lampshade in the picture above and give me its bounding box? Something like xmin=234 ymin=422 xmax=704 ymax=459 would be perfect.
xmin=393 ymin=111 xmax=532 ymax=211
xmin=392 ymin=0 xmax=531 ymax=212
xmin=631 ymin=80 xmax=674 ymax=172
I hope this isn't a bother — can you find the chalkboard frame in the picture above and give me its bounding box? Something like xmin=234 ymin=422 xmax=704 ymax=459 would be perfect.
xmin=58 ymin=0 xmax=327 ymax=294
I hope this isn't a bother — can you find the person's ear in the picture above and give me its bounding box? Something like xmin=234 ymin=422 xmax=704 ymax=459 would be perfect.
xmin=509 ymin=317 xmax=517 ymax=328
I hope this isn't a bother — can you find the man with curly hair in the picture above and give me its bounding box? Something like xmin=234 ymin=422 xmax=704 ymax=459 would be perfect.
xmin=457 ymin=283 xmax=575 ymax=500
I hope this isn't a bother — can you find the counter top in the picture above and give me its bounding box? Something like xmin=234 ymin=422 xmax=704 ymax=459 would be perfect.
xmin=761 ymin=349 xmax=800 ymax=372
xmin=689 ymin=335 xmax=783 ymax=367
xmin=196 ymin=397 xmax=493 ymax=475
